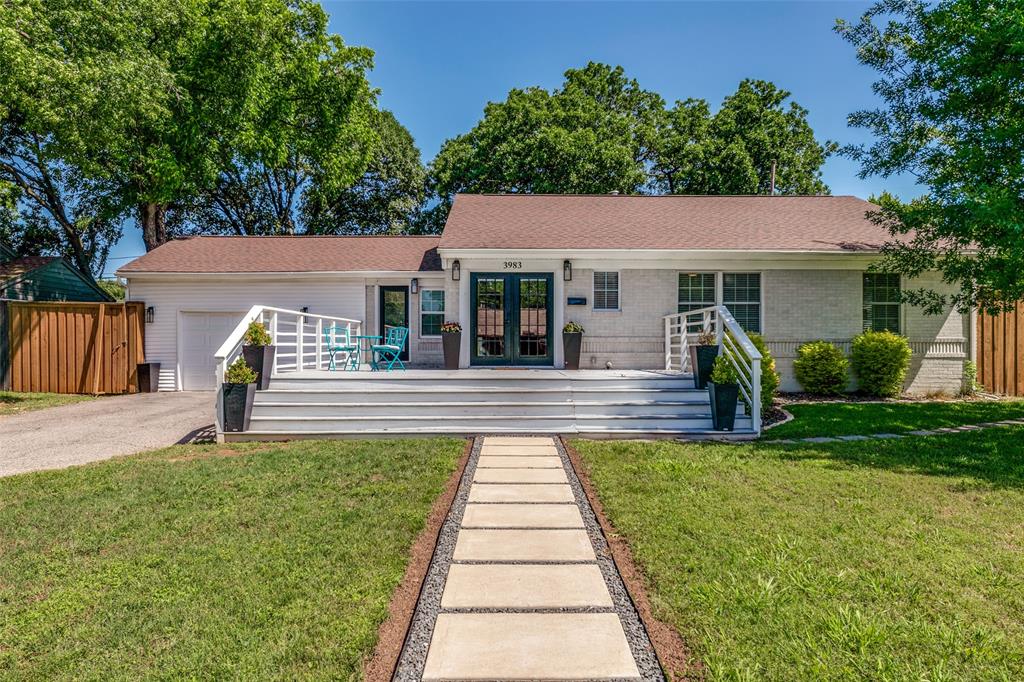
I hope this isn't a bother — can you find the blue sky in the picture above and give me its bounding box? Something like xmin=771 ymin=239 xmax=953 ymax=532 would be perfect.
xmin=105 ymin=0 xmax=917 ymax=276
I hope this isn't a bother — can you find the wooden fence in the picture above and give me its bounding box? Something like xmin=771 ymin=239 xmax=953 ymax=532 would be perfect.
xmin=977 ymin=302 xmax=1024 ymax=397
xmin=1 ymin=301 xmax=145 ymax=394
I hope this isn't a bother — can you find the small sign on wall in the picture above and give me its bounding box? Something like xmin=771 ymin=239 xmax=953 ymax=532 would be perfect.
xmin=567 ymin=297 xmax=587 ymax=306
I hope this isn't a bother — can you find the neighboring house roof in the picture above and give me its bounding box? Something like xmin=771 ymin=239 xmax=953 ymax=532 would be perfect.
xmin=0 ymin=255 xmax=113 ymax=302
xmin=118 ymin=235 xmax=443 ymax=274
xmin=438 ymin=194 xmax=886 ymax=252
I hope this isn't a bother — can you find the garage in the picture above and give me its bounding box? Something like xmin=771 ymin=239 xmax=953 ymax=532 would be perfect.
xmin=179 ymin=312 xmax=244 ymax=390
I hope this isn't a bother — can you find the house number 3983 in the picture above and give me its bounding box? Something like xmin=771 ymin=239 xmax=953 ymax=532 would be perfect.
xmin=503 ymin=261 xmax=523 ymax=269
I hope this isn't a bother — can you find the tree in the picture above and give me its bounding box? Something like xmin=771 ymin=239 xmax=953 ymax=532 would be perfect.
xmin=427 ymin=63 xmax=665 ymax=228
xmin=651 ymin=80 xmax=834 ymax=195
xmin=303 ymin=110 xmax=427 ymax=235
xmin=836 ymin=0 xmax=1024 ymax=313
xmin=0 ymin=0 xmax=378 ymax=251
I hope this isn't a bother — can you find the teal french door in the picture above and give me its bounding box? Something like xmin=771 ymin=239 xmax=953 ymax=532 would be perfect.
xmin=470 ymin=273 xmax=553 ymax=366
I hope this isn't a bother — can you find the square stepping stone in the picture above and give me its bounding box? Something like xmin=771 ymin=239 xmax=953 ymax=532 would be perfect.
xmin=441 ymin=564 xmax=612 ymax=608
xmin=480 ymin=445 xmax=558 ymax=457
xmin=483 ymin=436 xmax=554 ymax=445
xmin=477 ymin=455 xmax=563 ymax=468
xmin=452 ymin=528 xmax=595 ymax=561
xmin=422 ymin=613 xmax=640 ymax=680
xmin=461 ymin=503 xmax=585 ymax=528
xmin=474 ymin=468 xmax=568 ymax=484
xmin=468 ymin=483 xmax=574 ymax=503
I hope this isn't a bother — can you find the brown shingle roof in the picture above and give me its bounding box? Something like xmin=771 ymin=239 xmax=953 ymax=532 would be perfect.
xmin=0 ymin=256 xmax=57 ymax=282
xmin=118 ymin=236 xmax=442 ymax=274
xmin=438 ymin=194 xmax=886 ymax=252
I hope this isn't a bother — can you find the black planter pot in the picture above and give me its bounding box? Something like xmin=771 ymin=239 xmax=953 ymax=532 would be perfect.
xmin=221 ymin=382 xmax=256 ymax=432
xmin=563 ymin=332 xmax=583 ymax=370
xmin=708 ymin=381 xmax=739 ymax=431
xmin=689 ymin=345 xmax=719 ymax=389
xmin=136 ymin=362 xmax=160 ymax=393
xmin=442 ymin=332 xmax=461 ymax=370
xmin=242 ymin=345 xmax=276 ymax=390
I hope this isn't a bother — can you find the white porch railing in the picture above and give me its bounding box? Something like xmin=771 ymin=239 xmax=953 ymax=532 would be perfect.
xmin=663 ymin=305 xmax=763 ymax=434
xmin=213 ymin=305 xmax=362 ymax=433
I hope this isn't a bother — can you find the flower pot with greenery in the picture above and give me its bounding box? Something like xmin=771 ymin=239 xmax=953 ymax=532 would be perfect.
xmin=689 ymin=328 xmax=719 ymax=389
xmin=708 ymin=355 xmax=740 ymax=431
xmin=562 ymin=321 xmax=584 ymax=370
xmin=241 ymin=321 xmax=275 ymax=390
xmin=441 ymin=321 xmax=462 ymax=370
xmin=221 ymin=357 xmax=257 ymax=432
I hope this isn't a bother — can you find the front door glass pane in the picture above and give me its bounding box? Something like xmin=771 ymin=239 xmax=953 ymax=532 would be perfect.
xmin=381 ymin=287 xmax=409 ymax=360
xmin=476 ymin=278 xmax=505 ymax=358
xmin=517 ymin=277 xmax=549 ymax=359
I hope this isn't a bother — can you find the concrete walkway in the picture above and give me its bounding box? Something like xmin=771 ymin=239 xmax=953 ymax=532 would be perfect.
xmin=0 ymin=391 xmax=214 ymax=477
xmin=419 ymin=436 xmax=647 ymax=681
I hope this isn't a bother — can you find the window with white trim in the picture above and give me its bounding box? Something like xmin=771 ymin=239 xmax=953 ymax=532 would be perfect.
xmin=723 ymin=272 xmax=761 ymax=333
xmin=420 ymin=289 xmax=444 ymax=337
xmin=593 ymin=271 xmax=620 ymax=311
xmin=678 ymin=273 xmax=716 ymax=331
xmin=863 ymin=273 xmax=900 ymax=333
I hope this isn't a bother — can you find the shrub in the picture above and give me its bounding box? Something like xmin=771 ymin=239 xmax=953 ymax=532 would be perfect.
xmin=225 ymin=357 xmax=258 ymax=384
xmin=962 ymin=360 xmax=978 ymax=396
xmin=793 ymin=341 xmax=849 ymax=395
xmin=563 ymin=321 xmax=585 ymax=333
xmin=851 ymin=330 xmax=911 ymax=397
xmin=710 ymin=355 xmax=740 ymax=384
xmin=748 ymin=332 xmax=780 ymax=415
xmin=243 ymin=321 xmax=273 ymax=347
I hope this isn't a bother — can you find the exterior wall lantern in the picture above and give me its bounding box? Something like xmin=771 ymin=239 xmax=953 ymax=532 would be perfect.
xmin=451 ymin=260 xmax=461 ymax=281
xmin=563 ymin=259 xmax=572 ymax=282
xmin=410 ymin=278 xmax=419 ymax=294
xmin=145 ymin=306 xmax=155 ymax=323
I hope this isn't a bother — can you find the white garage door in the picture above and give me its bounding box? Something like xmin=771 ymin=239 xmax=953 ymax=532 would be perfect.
xmin=180 ymin=312 xmax=244 ymax=390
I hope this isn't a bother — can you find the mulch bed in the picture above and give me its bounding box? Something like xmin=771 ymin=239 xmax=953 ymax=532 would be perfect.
xmin=362 ymin=438 xmax=473 ymax=682
xmin=562 ymin=438 xmax=705 ymax=682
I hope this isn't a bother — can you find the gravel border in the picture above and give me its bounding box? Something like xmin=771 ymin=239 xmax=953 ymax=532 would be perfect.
xmin=392 ymin=436 xmax=666 ymax=681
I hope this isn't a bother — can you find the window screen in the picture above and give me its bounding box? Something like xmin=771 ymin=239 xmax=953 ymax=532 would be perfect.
xmin=863 ymin=273 xmax=900 ymax=333
xmin=723 ymin=273 xmax=761 ymax=333
xmin=420 ymin=289 xmax=444 ymax=336
xmin=593 ymin=271 xmax=620 ymax=311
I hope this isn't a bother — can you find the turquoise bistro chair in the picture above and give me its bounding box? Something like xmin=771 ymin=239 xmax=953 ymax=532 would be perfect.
xmin=324 ymin=324 xmax=359 ymax=371
xmin=371 ymin=326 xmax=409 ymax=371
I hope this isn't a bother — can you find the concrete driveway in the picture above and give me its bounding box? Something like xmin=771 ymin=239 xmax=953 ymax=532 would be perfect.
xmin=0 ymin=391 xmax=215 ymax=478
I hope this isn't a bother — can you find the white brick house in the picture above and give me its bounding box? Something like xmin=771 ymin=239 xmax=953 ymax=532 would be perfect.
xmin=120 ymin=194 xmax=971 ymax=395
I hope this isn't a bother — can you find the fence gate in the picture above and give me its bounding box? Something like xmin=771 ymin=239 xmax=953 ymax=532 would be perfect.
xmin=977 ymin=302 xmax=1024 ymax=397
xmin=2 ymin=301 xmax=145 ymax=394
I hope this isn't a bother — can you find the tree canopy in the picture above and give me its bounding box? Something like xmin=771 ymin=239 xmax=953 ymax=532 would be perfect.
xmin=837 ymin=0 xmax=1024 ymax=313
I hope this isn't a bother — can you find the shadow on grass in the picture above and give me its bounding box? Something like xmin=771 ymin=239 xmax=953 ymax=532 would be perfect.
xmin=756 ymin=426 xmax=1024 ymax=490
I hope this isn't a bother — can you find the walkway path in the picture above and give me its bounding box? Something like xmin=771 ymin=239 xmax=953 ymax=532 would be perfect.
xmin=395 ymin=436 xmax=662 ymax=681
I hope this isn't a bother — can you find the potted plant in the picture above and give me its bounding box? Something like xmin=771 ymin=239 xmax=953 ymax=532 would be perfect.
xmin=689 ymin=328 xmax=719 ymax=389
xmin=708 ymin=355 xmax=740 ymax=432
xmin=441 ymin=321 xmax=462 ymax=370
xmin=221 ymin=357 xmax=257 ymax=432
xmin=242 ymin=321 xmax=275 ymax=390
xmin=562 ymin=321 xmax=585 ymax=370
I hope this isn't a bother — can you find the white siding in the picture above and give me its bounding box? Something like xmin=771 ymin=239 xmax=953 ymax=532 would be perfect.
xmin=127 ymin=276 xmax=366 ymax=390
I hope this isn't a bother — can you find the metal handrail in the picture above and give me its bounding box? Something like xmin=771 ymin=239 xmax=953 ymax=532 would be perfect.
xmin=663 ymin=304 xmax=762 ymax=434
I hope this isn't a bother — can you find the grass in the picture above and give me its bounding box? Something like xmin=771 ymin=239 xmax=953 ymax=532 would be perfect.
xmin=575 ymin=431 xmax=1024 ymax=681
xmin=0 ymin=437 xmax=466 ymax=680
xmin=767 ymin=399 xmax=1024 ymax=439
xmin=0 ymin=391 xmax=95 ymax=416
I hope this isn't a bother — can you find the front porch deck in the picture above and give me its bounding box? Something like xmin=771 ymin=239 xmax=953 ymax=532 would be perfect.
xmin=272 ymin=368 xmax=687 ymax=380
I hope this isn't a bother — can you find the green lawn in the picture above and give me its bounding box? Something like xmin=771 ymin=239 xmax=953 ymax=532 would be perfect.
xmin=0 ymin=391 xmax=95 ymax=416
xmin=767 ymin=399 xmax=1024 ymax=439
xmin=575 ymin=431 xmax=1024 ymax=681
xmin=0 ymin=438 xmax=465 ymax=680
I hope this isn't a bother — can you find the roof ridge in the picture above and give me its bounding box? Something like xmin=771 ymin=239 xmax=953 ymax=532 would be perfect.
xmin=455 ymin=193 xmax=859 ymax=199
xmin=178 ymin=234 xmax=440 ymax=239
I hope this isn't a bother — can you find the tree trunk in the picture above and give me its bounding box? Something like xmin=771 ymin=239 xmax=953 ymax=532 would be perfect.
xmin=139 ymin=203 xmax=169 ymax=251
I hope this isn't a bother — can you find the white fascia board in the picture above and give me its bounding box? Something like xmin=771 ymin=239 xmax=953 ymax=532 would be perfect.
xmin=118 ymin=270 xmax=446 ymax=280
xmin=436 ymin=248 xmax=881 ymax=270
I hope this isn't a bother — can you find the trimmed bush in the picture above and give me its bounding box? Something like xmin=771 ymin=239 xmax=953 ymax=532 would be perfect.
xmin=710 ymin=355 xmax=740 ymax=384
xmin=793 ymin=341 xmax=849 ymax=395
xmin=748 ymin=332 xmax=780 ymax=416
xmin=851 ymin=330 xmax=911 ymax=398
